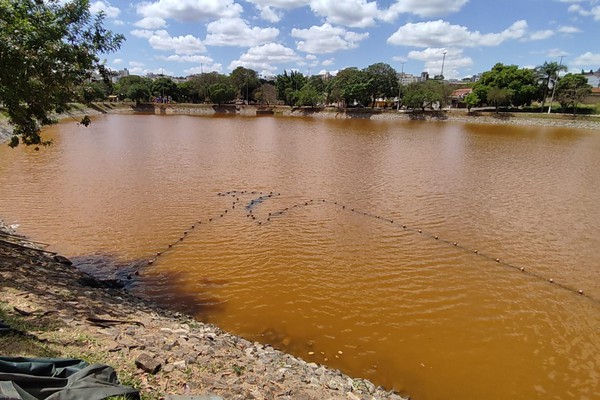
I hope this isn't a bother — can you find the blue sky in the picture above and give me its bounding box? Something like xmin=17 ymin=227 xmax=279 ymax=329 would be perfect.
xmin=92 ymin=0 xmax=600 ymax=79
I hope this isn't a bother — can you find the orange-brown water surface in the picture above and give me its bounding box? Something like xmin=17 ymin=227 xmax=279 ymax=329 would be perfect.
xmin=0 ymin=114 xmax=599 ymax=400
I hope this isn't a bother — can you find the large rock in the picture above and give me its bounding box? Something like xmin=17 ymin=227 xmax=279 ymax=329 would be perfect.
xmin=135 ymin=353 xmax=162 ymax=374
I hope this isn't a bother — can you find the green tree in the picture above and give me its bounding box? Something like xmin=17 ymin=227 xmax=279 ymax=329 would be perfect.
xmin=185 ymin=72 xmax=229 ymax=103
xmin=152 ymin=77 xmax=177 ymax=99
xmin=555 ymin=73 xmax=592 ymax=115
xmin=230 ymin=67 xmax=260 ymax=102
xmin=535 ymin=61 xmax=567 ymax=111
xmin=296 ymin=83 xmax=322 ymax=107
xmin=473 ymin=63 xmax=538 ymax=109
xmin=79 ymin=81 xmax=111 ymax=103
xmin=254 ymin=83 xmax=277 ymax=105
xmin=402 ymin=80 xmax=446 ymax=111
xmin=330 ymin=68 xmax=371 ymax=107
xmin=307 ymin=75 xmax=326 ymax=95
xmin=114 ymin=75 xmax=152 ymax=101
xmin=176 ymin=81 xmax=192 ymax=103
xmin=464 ymin=91 xmax=480 ymax=112
xmin=127 ymin=83 xmax=151 ymax=104
xmin=0 ymin=0 xmax=124 ymax=147
xmin=275 ymin=71 xmax=307 ymax=105
xmin=208 ymin=82 xmax=236 ymax=105
xmin=486 ymin=87 xmax=512 ymax=112
xmin=363 ymin=63 xmax=398 ymax=108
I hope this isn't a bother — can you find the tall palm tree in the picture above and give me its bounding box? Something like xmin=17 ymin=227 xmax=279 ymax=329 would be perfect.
xmin=536 ymin=61 xmax=567 ymax=111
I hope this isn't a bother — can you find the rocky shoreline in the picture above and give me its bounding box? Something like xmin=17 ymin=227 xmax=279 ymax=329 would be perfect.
xmin=286 ymin=108 xmax=600 ymax=130
xmin=0 ymin=221 xmax=406 ymax=400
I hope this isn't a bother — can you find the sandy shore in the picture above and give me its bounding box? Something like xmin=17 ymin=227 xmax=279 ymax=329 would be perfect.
xmin=0 ymin=221 xmax=406 ymax=400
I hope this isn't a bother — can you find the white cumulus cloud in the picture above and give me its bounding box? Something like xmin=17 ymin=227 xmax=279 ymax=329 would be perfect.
xmin=156 ymin=55 xmax=215 ymax=64
xmin=566 ymin=2 xmax=600 ymax=20
xmin=381 ymin=0 xmax=468 ymax=21
xmin=137 ymin=0 xmax=242 ymax=22
xmin=572 ymin=52 xmax=600 ymax=67
xmin=247 ymin=0 xmax=380 ymax=27
xmin=558 ymin=25 xmax=582 ymax=33
xmin=309 ymin=0 xmax=380 ymax=28
xmin=229 ymin=43 xmax=302 ymax=73
xmin=134 ymin=17 xmax=167 ymax=29
xmin=528 ymin=30 xmax=555 ymax=41
xmin=184 ymin=64 xmax=223 ymax=74
xmin=407 ymin=47 xmax=473 ymax=79
xmin=205 ymin=18 xmax=279 ymax=47
xmin=145 ymin=30 xmax=207 ymax=54
xmin=292 ymin=23 xmax=369 ymax=54
xmin=245 ymin=0 xmax=312 ymax=22
xmin=387 ymin=19 xmax=528 ymax=48
xmin=90 ymin=0 xmax=120 ymax=18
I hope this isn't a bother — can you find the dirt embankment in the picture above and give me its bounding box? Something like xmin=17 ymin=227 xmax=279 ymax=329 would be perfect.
xmin=0 ymin=222 xmax=406 ymax=400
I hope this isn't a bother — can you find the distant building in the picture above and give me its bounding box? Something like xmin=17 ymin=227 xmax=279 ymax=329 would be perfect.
xmin=420 ymin=71 xmax=430 ymax=81
xmin=397 ymin=72 xmax=420 ymax=85
xmin=111 ymin=68 xmax=129 ymax=83
xmin=583 ymin=68 xmax=600 ymax=88
xmin=145 ymin=72 xmax=162 ymax=81
xmin=319 ymin=71 xmax=333 ymax=81
xmin=470 ymin=73 xmax=482 ymax=82
xmin=450 ymin=88 xmax=473 ymax=108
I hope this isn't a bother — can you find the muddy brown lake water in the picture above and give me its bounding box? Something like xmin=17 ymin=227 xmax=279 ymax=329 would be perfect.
xmin=0 ymin=114 xmax=599 ymax=399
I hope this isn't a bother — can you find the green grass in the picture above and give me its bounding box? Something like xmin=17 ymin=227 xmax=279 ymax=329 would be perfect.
xmin=0 ymin=302 xmax=60 ymax=357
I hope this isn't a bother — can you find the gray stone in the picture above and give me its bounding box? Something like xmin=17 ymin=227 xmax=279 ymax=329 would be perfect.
xmin=135 ymin=353 xmax=162 ymax=374
xmin=326 ymin=379 xmax=340 ymax=390
xmin=173 ymin=360 xmax=186 ymax=370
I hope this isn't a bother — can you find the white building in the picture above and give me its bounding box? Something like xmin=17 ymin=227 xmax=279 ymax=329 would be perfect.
xmin=397 ymin=73 xmax=420 ymax=85
xmin=584 ymin=69 xmax=600 ymax=88
xmin=110 ymin=68 xmax=129 ymax=83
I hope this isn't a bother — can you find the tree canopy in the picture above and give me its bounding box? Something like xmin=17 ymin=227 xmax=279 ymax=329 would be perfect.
xmin=473 ymin=63 xmax=538 ymax=108
xmin=0 ymin=0 xmax=125 ymax=147
xmin=363 ymin=63 xmax=398 ymax=108
xmin=331 ymin=68 xmax=370 ymax=107
xmin=230 ymin=67 xmax=260 ymax=102
xmin=114 ymin=75 xmax=152 ymax=103
xmin=555 ymin=73 xmax=592 ymax=115
xmin=275 ymin=71 xmax=307 ymax=106
xmin=535 ymin=61 xmax=567 ymax=110
xmin=402 ymin=80 xmax=447 ymax=111
xmin=152 ymin=77 xmax=178 ymax=99
xmin=208 ymin=82 xmax=236 ymax=105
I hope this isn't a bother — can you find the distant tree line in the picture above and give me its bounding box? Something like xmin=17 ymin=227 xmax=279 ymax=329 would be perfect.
xmin=1 ymin=0 xmax=595 ymax=148
xmin=82 ymin=61 xmax=592 ymax=116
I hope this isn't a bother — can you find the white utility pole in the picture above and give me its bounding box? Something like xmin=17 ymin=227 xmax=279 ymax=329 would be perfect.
xmin=440 ymin=50 xmax=447 ymax=79
xmin=547 ymin=55 xmax=565 ymax=114
xmin=397 ymin=62 xmax=405 ymax=111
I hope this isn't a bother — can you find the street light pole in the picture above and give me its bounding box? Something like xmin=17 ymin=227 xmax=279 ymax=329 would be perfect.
xmin=397 ymin=62 xmax=405 ymax=111
xmin=440 ymin=50 xmax=447 ymax=80
xmin=245 ymin=73 xmax=249 ymax=105
xmin=547 ymin=55 xmax=565 ymax=114
xmin=161 ymin=67 xmax=165 ymax=100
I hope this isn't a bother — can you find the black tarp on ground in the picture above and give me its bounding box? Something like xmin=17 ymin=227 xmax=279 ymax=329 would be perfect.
xmin=0 ymin=357 xmax=139 ymax=400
